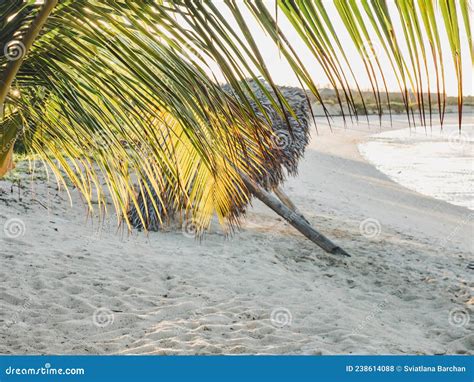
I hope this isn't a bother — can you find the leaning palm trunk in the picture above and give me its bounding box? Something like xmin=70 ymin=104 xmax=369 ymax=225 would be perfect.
xmin=1 ymin=1 xmax=469 ymax=252
xmin=128 ymin=80 xmax=349 ymax=256
xmin=240 ymin=173 xmax=350 ymax=257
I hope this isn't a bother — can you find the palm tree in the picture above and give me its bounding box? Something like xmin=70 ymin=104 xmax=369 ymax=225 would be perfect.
xmin=128 ymin=79 xmax=313 ymax=228
xmin=0 ymin=1 xmax=471 ymax=254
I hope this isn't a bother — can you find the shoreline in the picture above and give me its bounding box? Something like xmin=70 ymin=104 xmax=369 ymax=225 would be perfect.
xmin=358 ymin=122 xmax=473 ymax=212
xmin=0 ymin=116 xmax=472 ymax=355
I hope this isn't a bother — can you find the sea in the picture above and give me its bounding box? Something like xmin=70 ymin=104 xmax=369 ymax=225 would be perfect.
xmin=358 ymin=118 xmax=474 ymax=211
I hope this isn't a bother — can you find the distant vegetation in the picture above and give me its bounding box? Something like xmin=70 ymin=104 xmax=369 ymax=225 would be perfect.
xmin=309 ymin=89 xmax=473 ymax=116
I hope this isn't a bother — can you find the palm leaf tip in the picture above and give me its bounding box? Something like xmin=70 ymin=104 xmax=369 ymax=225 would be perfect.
xmin=2 ymin=0 xmax=469 ymax=236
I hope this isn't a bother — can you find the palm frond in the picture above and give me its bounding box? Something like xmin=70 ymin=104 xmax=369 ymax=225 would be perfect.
xmin=2 ymin=0 xmax=283 ymax=233
xmin=1 ymin=0 xmax=470 ymax=234
xmin=273 ymin=0 xmax=469 ymax=127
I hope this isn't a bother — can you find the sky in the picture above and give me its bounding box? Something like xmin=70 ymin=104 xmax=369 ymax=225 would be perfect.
xmin=207 ymin=1 xmax=472 ymax=97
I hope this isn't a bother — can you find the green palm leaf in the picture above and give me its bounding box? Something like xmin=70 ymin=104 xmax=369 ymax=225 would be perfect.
xmin=1 ymin=0 xmax=470 ymax=233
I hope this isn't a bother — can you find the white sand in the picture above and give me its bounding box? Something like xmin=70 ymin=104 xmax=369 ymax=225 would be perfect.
xmin=0 ymin=116 xmax=472 ymax=355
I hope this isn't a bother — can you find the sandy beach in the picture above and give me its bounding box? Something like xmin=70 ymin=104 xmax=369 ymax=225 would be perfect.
xmin=0 ymin=115 xmax=472 ymax=355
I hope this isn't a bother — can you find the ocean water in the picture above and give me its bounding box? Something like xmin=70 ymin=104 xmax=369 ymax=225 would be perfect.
xmin=358 ymin=123 xmax=474 ymax=210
